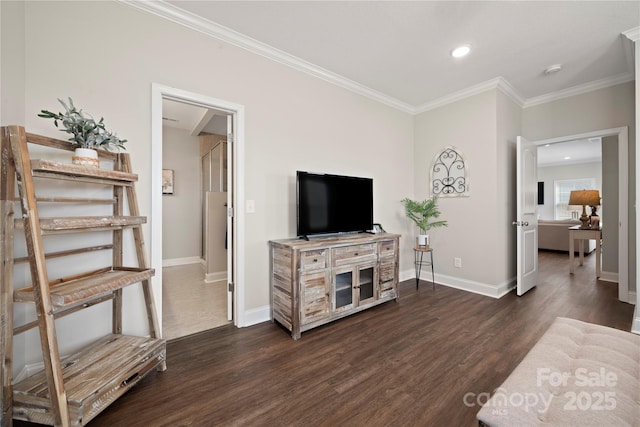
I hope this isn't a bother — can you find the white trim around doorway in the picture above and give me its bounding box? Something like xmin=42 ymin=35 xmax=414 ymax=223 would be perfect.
xmin=534 ymin=127 xmax=629 ymax=303
xmin=151 ymin=83 xmax=247 ymax=330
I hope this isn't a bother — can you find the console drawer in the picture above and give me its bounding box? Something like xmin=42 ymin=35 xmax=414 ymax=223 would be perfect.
xmin=300 ymin=249 xmax=327 ymax=271
xmin=378 ymin=240 xmax=396 ymax=258
xmin=379 ymin=259 xmax=396 ymax=284
xmin=332 ymin=243 xmax=376 ymax=267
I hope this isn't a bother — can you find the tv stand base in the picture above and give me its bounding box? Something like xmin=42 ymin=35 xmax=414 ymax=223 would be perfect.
xmin=269 ymin=233 xmax=400 ymax=339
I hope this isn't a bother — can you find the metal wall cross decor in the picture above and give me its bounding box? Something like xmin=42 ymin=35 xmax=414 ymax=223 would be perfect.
xmin=431 ymin=146 xmax=469 ymax=197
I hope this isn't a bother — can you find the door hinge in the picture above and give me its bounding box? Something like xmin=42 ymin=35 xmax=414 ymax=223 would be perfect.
xmin=228 ymin=282 xmax=234 ymax=292
xmin=228 ymin=207 xmax=234 ymax=217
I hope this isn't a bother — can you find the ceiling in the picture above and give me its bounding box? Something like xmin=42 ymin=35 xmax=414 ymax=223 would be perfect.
xmin=157 ymin=0 xmax=638 ymax=111
xmin=537 ymin=138 xmax=602 ymax=167
xmin=162 ymin=99 xmax=229 ymax=135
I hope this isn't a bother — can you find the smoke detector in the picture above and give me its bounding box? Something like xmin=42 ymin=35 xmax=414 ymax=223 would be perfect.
xmin=544 ymin=64 xmax=562 ymax=75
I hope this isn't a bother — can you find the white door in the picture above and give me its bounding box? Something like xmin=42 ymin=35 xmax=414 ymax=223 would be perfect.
xmin=201 ymin=152 xmax=211 ymax=260
xmin=226 ymin=115 xmax=234 ymax=320
xmin=515 ymin=136 xmax=538 ymax=296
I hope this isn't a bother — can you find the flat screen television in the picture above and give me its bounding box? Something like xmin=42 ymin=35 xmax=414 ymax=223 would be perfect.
xmin=297 ymin=171 xmax=373 ymax=238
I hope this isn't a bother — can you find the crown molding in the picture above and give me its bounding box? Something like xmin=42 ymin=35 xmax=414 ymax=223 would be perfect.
xmin=623 ymin=26 xmax=640 ymax=42
xmin=622 ymin=32 xmax=636 ymax=74
xmin=523 ymin=72 xmax=634 ymax=108
xmin=413 ymin=76 xmax=525 ymax=114
xmin=118 ymin=0 xmax=415 ymax=114
xmin=495 ymin=77 xmax=526 ymax=108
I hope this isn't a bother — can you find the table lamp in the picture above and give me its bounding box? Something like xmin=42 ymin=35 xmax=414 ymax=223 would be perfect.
xmin=568 ymin=190 xmax=600 ymax=229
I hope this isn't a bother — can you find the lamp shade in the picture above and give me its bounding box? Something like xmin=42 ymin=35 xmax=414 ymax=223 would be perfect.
xmin=568 ymin=189 xmax=600 ymax=206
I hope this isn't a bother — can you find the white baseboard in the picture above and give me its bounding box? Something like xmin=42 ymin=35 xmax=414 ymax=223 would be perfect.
xmin=399 ymin=269 xmax=414 ymax=283
xmin=238 ymin=305 xmax=270 ymax=327
xmin=204 ymin=271 xmax=227 ymax=283
xmin=599 ymin=270 xmax=619 ymax=283
xmin=162 ymin=257 xmax=203 ymax=267
xmin=632 ymin=306 xmax=640 ymax=334
xmin=435 ymin=273 xmax=515 ymax=298
xmin=628 ymin=291 xmax=637 ymax=305
xmin=401 ymin=268 xmax=515 ymax=298
xmin=14 ymin=361 xmax=44 ymax=383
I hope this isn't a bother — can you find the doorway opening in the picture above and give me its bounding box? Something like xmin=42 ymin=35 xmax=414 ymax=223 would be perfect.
xmin=161 ymin=99 xmax=231 ymax=339
xmin=151 ymin=84 xmax=246 ymax=339
xmin=534 ymin=127 xmax=629 ymax=302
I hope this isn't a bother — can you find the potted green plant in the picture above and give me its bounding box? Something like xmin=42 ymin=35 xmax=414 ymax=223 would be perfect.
xmin=401 ymin=197 xmax=448 ymax=248
xmin=38 ymin=97 xmax=126 ymax=167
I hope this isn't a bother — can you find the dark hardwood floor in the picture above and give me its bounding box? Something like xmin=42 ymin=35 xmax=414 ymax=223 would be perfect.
xmin=16 ymin=251 xmax=634 ymax=426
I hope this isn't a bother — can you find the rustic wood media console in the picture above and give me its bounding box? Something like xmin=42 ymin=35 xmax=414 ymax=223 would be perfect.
xmin=269 ymin=233 xmax=400 ymax=339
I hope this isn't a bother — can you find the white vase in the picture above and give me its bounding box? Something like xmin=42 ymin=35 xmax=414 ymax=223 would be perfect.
xmin=418 ymin=234 xmax=429 ymax=247
xmin=72 ymin=147 xmax=99 ymax=167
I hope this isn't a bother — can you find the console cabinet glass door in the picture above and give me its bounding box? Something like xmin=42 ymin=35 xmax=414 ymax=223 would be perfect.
xmin=332 ymin=263 xmax=376 ymax=312
xmin=333 ymin=267 xmax=354 ymax=312
xmin=300 ymin=270 xmax=331 ymax=324
xmin=357 ymin=264 xmax=376 ymax=305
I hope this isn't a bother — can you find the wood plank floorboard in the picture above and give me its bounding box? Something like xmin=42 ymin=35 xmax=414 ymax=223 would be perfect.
xmin=15 ymin=251 xmax=634 ymax=426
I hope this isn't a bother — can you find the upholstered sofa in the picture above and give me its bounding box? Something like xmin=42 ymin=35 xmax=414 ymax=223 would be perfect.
xmin=477 ymin=317 xmax=640 ymax=426
xmin=538 ymin=219 xmax=595 ymax=254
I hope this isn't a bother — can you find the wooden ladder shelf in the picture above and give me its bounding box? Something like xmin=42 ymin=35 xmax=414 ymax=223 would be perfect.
xmin=1 ymin=125 xmax=166 ymax=427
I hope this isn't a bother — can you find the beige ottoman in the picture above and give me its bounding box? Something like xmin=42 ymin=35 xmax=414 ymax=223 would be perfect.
xmin=477 ymin=317 xmax=640 ymax=426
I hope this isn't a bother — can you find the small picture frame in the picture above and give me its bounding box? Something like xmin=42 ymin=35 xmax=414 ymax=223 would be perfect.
xmin=162 ymin=169 xmax=174 ymax=195
xmin=373 ymin=223 xmax=386 ymax=234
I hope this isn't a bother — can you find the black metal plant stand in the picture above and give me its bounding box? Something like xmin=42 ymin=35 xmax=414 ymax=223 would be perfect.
xmin=414 ymin=247 xmax=435 ymax=290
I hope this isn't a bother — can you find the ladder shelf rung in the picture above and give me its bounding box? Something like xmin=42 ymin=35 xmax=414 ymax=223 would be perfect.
xmin=14 ymin=267 xmax=155 ymax=307
xmin=14 ymin=244 xmax=114 ymax=264
xmin=31 ymin=159 xmax=137 ymax=185
xmin=15 ymin=215 xmax=146 ymax=233
xmin=13 ymin=294 xmax=116 ymax=335
xmin=12 ymin=334 xmax=166 ymax=426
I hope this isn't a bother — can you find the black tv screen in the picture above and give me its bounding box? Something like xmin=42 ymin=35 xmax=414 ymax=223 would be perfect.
xmin=297 ymin=171 xmax=373 ymax=237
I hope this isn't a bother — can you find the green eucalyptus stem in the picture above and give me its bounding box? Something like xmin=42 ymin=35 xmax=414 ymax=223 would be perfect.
xmin=38 ymin=97 xmax=127 ymax=151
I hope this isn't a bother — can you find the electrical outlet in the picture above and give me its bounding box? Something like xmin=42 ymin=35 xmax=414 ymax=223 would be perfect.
xmin=454 ymin=257 xmax=462 ymax=268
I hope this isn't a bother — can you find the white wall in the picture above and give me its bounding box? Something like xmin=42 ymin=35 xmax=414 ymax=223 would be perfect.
xmin=162 ymin=126 xmax=201 ymax=262
xmin=3 ymin=0 xmax=414 ymax=368
xmin=414 ymin=90 xmax=516 ymax=296
xmin=0 ymin=0 xmax=25 ymax=125
xmin=1 ymin=0 xmax=27 ymax=376
xmin=537 ymin=161 xmax=602 ymax=220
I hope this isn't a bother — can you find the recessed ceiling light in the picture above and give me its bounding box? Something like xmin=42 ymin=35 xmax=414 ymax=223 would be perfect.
xmin=544 ymin=64 xmax=562 ymax=75
xmin=451 ymin=45 xmax=471 ymax=58
xmin=564 ymin=156 xmax=571 ymax=160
